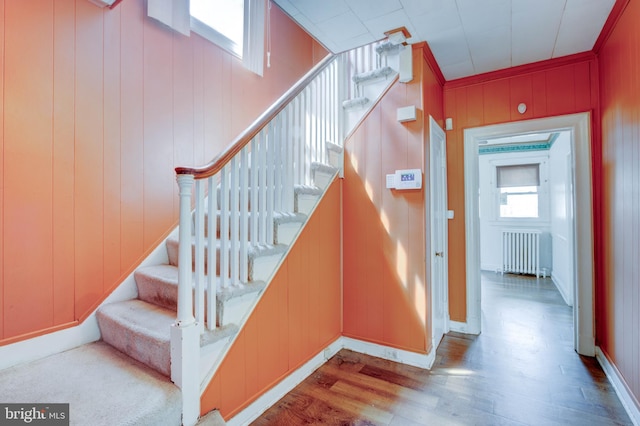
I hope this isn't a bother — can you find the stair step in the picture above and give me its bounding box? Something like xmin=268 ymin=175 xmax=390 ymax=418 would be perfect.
xmin=352 ymin=66 xmax=395 ymax=84
xmin=97 ymin=299 xmax=238 ymax=377
xmin=294 ymin=184 xmax=323 ymax=214
xmin=166 ymin=237 xmax=288 ymax=282
xmin=375 ymin=41 xmax=404 ymax=56
xmin=97 ymin=299 xmax=176 ymax=377
xmin=325 ymin=141 xmax=343 ymax=154
xmin=311 ymin=162 xmax=339 ymax=189
xmin=325 ymin=142 xmax=343 ymax=169
xmin=199 ymin=210 xmax=306 ymax=245
xmin=135 ymin=264 xmax=265 ymax=326
xmin=342 ymin=96 xmax=369 ymax=110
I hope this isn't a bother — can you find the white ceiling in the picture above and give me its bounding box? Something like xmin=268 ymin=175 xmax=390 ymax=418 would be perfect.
xmin=273 ymin=0 xmax=616 ymax=81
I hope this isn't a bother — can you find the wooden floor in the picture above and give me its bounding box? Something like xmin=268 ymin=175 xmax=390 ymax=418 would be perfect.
xmin=251 ymin=272 xmax=632 ymax=425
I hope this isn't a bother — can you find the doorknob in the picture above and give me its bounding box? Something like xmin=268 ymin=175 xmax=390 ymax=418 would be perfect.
xmin=435 ymin=251 xmax=444 ymax=257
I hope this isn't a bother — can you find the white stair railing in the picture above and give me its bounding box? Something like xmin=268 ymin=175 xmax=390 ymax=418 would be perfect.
xmin=172 ymin=41 xmax=389 ymax=423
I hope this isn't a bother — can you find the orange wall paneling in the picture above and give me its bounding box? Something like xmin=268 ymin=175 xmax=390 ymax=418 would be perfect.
xmin=443 ymin=57 xmax=598 ymax=322
xmin=201 ymin=180 xmax=342 ymax=419
xmin=342 ymin=46 xmax=443 ymax=354
xmin=598 ymin=0 xmax=640 ymax=407
xmin=4 ymin=0 xmax=55 ymax=339
xmin=0 ymin=0 xmax=321 ymax=344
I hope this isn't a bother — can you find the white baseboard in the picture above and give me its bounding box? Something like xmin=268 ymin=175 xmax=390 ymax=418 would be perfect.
xmin=449 ymin=320 xmax=480 ymax=335
xmin=596 ymin=347 xmax=640 ymax=426
xmin=228 ymin=336 xmax=435 ymax=425
xmin=551 ymin=273 xmax=573 ymax=307
xmin=0 ymin=228 xmax=175 ymax=371
xmin=341 ymin=336 xmax=435 ymax=370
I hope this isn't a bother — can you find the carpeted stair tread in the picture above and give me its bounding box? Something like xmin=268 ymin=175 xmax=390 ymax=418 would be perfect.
xmin=293 ymin=184 xmax=323 ymax=196
xmin=325 ymin=141 xmax=343 ymax=154
xmin=199 ymin=210 xmax=306 ymax=241
xmin=136 ymin=264 xmax=266 ymax=306
xmin=97 ymin=300 xmax=175 ymax=376
xmin=311 ymin=161 xmax=339 ymax=175
xmin=166 ymin=236 xmax=288 ymax=272
xmin=200 ymin=323 xmax=239 ymax=348
xmin=135 ymin=264 xmax=180 ymax=311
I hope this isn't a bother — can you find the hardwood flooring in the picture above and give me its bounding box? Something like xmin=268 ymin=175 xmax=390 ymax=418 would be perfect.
xmin=251 ymin=272 xmax=632 ymax=425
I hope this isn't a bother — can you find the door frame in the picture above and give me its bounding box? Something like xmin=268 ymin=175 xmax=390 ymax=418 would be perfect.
xmin=428 ymin=116 xmax=449 ymax=350
xmin=462 ymin=112 xmax=595 ymax=356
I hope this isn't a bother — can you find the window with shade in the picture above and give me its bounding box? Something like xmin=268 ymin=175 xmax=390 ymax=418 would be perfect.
xmin=496 ymin=163 xmax=540 ymax=218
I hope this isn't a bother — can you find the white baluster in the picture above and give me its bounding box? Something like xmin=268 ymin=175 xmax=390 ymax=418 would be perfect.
xmin=230 ymin=157 xmax=239 ymax=286
xmin=220 ymin=165 xmax=229 ymax=288
xmin=194 ymin=179 xmax=205 ymax=329
xmin=206 ymin=175 xmax=217 ymax=330
xmin=259 ymin=130 xmax=267 ymax=244
xmin=266 ymin=122 xmax=275 ymax=244
xmin=250 ymin=139 xmax=259 ymax=247
xmin=274 ymin=116 xmax=282 ymax=212
xmin=240 ymin=148 xmax=249 ymax=283
xmin=284 ymin=106 xmax=294 ymax=212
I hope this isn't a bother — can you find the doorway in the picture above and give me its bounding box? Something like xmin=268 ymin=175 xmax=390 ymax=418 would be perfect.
xmin=462 ymin=113 xmax=595 ymax=356
xmin=429 ymin=116 xmax=449 ymax=350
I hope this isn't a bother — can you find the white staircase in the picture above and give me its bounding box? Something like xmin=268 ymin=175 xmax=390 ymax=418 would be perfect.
xmin=92 ymin=40 xmax=404 ymax=425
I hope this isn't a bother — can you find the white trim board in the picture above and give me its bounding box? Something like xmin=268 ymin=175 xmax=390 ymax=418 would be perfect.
xmin=596 ymin=347 xmax=640 ymax=426
xmin=448 ymin=320 xmax=478 ymax=335
xmin=0 ymin=228 xmax=175 ymax=371
xmin=227 ymin=336 xmax=436 ymax=425
xmin=463 ymin=112 xmax=594 ymax=355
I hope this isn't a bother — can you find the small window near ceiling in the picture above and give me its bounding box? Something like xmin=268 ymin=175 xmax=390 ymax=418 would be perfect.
xmin=191 ymin=0 xmax=244 ymax=57
xmin=497 ymin=163 xmax=540 ymax=218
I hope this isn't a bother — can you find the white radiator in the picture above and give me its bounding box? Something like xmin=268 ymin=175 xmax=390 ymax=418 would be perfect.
xmin=501 ymin=229 xmax=543 ymax=277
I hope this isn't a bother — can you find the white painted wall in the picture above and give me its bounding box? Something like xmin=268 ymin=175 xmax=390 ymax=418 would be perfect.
xmin=479 ymin=150 xmax=552 ymax=273
xmin=549 ymin=131 xmax=574 ymax=305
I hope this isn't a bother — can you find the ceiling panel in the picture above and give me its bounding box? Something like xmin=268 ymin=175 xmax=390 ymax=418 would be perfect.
xmin=553 ymin=0 xmax=616 ymax=57
xmin=345 ymin=0 xmax=403 ymax=22
xmin=362 ymin=9 xmax=419 ymax=43
xmin=273 ymin=0 xmax=617 ymax=80
xmin=316 ymin=11 xmax=370 ymax=45
xmin=289 ymin=0 xmax=351 ymax=23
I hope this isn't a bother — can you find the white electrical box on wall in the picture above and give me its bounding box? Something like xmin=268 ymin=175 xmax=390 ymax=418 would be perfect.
xmin=386 ymin=169 xmax=422 ymax=190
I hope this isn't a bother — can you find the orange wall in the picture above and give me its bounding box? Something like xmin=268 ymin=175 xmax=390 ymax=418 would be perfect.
xmin=0 ymin=0 xmax=325 ymax=344
xmin=443 ymin=58 xmax=599 ymax=321
xmin=201 ymin=179 xmax=342 ymax=419
xmin=598 ymin=0 xmax=640 ymax=406
xmin=342 ymin=46 xmax=444 ymax=354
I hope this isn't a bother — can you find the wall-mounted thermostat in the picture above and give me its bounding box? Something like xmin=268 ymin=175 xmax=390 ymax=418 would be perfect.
xmin=386 ymin=169 xmax=422 ymax=190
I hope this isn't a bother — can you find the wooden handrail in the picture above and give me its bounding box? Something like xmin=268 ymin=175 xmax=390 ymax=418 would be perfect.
xmin=175 ymin=53 xmax=337 ymax=179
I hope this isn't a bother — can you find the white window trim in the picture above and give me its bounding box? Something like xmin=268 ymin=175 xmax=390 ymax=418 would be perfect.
xmin=190 ymin=0 xmax=265 ymax=76
xmin=489 ymin=156 xmax=550 ymax=223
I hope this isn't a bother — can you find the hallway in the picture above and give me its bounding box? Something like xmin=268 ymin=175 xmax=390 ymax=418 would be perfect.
xmin=251 ymin=273 xmax=632 ymax=425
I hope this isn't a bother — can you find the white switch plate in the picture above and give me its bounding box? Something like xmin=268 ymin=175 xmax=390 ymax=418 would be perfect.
xmin=447 ymin=210 xmax=454 ymax=219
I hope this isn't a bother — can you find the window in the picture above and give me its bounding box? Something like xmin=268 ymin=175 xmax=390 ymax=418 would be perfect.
xmin=497 ymin=164 xmax=540 ymax=218
xmin=190 ymin=0 xmax=265 ymax=76
xmin=190 ymin=0 xmax=245 ymax=57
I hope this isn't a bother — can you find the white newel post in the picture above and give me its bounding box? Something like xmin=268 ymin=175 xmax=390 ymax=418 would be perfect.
xmin=171 ymin=173 xmax=200 ymax=426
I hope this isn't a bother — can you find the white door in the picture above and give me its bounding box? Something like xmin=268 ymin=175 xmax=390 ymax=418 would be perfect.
xmin=429 ymin=116 xmax=449 ymax=350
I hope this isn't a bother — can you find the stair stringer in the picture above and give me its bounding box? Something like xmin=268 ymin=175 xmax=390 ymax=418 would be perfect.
xmin=197 ymin=171 xmax=340 ymax=394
